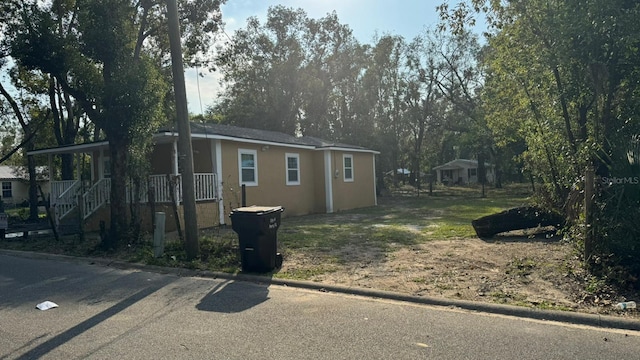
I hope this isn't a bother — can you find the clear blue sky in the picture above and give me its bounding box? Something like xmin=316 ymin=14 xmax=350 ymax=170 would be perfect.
xmin=185 ymin=0 xmax=447 ymax=114
xmin=222 ymin=0 xmax=441 ymax=43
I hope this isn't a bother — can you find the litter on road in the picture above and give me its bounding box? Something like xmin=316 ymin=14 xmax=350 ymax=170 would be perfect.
xmin=36 ymin=301 xmax=59 ymax=311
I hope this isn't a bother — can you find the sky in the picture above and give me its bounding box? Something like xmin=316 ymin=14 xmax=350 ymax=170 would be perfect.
xmin=184 ymin=0 xmax=448 ymax=114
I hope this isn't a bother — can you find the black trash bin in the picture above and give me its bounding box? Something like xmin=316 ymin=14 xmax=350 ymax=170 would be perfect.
xmin=230 ymin=206 xmax=284 ymax=273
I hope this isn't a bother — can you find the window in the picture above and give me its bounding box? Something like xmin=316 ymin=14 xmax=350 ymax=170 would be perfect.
xmin=286 ymin=153 xmax=300 ymax=185
xmin=2 ymin=182 xmax=12 ymax=198
xmin=468 ymin=168 xmax=477 ymax=178
xmin=238 ymin=149 xmax=258 ymax=186
xmin=343 ymin=154 xmax=354 ymax=182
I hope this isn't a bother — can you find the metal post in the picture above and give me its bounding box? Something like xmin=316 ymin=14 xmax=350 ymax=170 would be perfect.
xmin=584 ymin=166 xmax=595 ymax=265
xmin=153 ymin=212 xmax=166 ymax=258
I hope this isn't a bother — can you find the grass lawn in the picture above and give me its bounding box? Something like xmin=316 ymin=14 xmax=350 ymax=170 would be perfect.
xmin=280 ymin=184 xmax=530 ymax=247
xmin=273 ymin=184 xmax=531 ymax=278
xmin=0 ymin=184 xmax=532 ymax=277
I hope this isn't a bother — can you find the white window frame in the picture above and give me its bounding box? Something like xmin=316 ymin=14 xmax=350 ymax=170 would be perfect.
xmin=285 ymin=153 xmax=300 ymax=186
xmin=238 ymin=149 xmax=258 ymax=186
xmin=343 ymin=154 xmax=354 ymax=182
xmin=2 ymin=181 xmax=12 ymax=198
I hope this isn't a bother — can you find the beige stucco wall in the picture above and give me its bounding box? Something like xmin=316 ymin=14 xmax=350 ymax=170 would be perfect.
xmin=83 ymin=200 xmax=220 ymax=233
xmin=219 ymin=141 xmax=319 ymax=221
xmin=312 ymin=151 xmax=327 ymax=213
xmin=330 ymin=151 xmax=376 ymax=212
xmin=192 ymin=139 xmax=213 ymax=173
xmin=151 ymin=143 xmax=174 ymax=175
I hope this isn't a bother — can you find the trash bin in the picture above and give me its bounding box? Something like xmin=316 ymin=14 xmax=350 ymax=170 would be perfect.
xmin=230 ymin=206 xmax=284 ymax=273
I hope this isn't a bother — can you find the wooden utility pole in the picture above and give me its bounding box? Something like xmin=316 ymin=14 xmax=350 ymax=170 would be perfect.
xmin=166 ymin=0 xmax=199 ymax=260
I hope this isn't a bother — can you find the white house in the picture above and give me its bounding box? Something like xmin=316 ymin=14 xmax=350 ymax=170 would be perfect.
xmin=433 ymin=159 xmax=494 ymax=185
xmin=0 ymin=166 xmax=49 ymax=207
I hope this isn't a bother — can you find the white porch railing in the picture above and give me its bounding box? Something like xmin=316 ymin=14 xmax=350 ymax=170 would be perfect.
xmin=147 ymin=173 xmax=217 ymax=203
xmin=51 ymin=180 xmax=78 ymax=203
xmin=50 ymin=173 xmax=218 ymax=222
xmin=194 ymin=173 xmax=217 ymax=201
xmin=54 ymin=180 xmax=81 ymax=220
xmin=82 ymin=178 xmax=111 ymax=220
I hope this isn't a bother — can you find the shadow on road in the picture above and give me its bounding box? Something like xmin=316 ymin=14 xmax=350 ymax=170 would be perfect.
xmin=196 ymin=280 xmax=270 ymax=313
xmin=13 ymin=276 xmax=175 ymax=360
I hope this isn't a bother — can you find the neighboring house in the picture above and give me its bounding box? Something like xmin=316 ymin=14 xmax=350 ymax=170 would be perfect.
xmin=27 ymin=123 xmax=379 ymax=232
xmin=433 ymin=159 xmax=494 ymax=185
xmin=0 ymin=166 xmax=49 ymax=207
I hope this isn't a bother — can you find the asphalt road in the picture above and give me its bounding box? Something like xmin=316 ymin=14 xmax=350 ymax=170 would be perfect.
xmin=1 ymin=253 xmax=640 ymax=359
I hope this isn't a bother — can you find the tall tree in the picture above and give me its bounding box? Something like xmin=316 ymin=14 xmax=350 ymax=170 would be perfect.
xmin=448 ymin=0 xmax=640 ymax=273
xmin=6 ymin=0 xmax=225 ymax=248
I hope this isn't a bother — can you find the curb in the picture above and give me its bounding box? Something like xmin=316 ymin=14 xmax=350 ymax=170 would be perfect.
xmin=2 ymin=249 xmax=640 ymax=332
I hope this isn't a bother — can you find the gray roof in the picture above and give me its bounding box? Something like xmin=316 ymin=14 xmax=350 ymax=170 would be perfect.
xmin=160 ymin=122 xmax=372 ymax=151
xmin=0 ymin=166 xmax=48 ymax=180
xmin=29 ymin=123 xmax=378 ymax=156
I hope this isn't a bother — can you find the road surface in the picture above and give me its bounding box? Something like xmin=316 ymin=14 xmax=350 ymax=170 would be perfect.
xmin=1 ymin=253 xmax=639 ymax=359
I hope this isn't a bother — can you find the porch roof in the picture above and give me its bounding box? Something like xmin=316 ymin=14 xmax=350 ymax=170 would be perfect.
xmin=27 ymin=140 xmax=109 ymax=156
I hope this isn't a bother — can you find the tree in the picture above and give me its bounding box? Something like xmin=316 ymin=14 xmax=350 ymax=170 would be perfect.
xmin=448 ymin=0 xmax=640 ymax=275
xmin=6 ymin=0 xmax=225 ymax=248
xmin=214 ymin=6 xmax=368 ymax=141
xmin=360 ymin=35 xmax=410 ymax=186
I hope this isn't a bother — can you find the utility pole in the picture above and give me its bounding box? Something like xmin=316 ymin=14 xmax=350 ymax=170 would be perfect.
xmin=166 ymin=0 xmax=199 ymax=260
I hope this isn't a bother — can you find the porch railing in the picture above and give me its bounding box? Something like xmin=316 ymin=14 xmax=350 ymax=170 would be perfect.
xmin=54 ymin=180 xmax=81 ymax=220
xmin=194 ymin=173 xmax=217 ymax=201
xmin=51 ymin=180 xmax=78 ymax=203
xmin=82 ymin=178 xmax=111 ymax=220
xmin=51 ymin=173 xmax=218 ymax=222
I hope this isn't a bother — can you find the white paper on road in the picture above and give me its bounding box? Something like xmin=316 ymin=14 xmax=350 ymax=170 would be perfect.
xmin=36 ymin=301 xmax=59 ymax=310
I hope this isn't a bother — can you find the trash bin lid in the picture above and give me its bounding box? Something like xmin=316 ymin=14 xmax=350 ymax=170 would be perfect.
xmin=231 ymin=205 xmax=283 ymax=215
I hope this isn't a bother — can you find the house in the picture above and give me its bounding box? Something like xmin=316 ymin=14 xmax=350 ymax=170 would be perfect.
xmin=27 ymin=123 xmax=379 ymax=232
xmin=433 ymin=159 xmax=494 ymax=185
xmin=0 ymin=166 xmax=49 ymax=207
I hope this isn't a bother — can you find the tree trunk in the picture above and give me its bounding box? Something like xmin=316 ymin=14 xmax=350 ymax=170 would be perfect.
xmin=60 ymin=154 xmax=75 ymax=180
xmin=27 ymin=153 xmax=39 ymax=220
xmin=105 ymin=143 xmax=129 ymax=249
xmin=477 ymin=152 xmax=486 ymax=198
xmin=472 ymin=206 xmax=565 ymax=238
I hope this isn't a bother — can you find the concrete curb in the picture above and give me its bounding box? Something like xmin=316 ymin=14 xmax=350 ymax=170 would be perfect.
xmin=2 ymin=248 xmax=640 ymax=332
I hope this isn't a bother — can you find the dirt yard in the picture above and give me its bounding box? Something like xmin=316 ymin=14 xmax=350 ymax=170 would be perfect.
xmin=278 ymin=230 xmax=637 ymax=317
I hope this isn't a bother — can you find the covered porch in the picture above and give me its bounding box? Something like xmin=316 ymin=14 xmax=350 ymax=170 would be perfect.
xmin=28 ymin=134 xmax=222 ymax=230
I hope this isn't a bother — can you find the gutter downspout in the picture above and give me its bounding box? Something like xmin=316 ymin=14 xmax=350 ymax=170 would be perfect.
xmin=372 ymin=154 xmax=377 ymax=206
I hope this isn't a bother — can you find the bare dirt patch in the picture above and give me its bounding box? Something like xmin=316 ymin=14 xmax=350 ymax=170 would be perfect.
xmin=279 ymin=232 xmax=638 ymax=318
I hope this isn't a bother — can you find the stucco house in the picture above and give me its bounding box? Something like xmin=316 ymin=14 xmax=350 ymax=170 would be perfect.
xmin=433 ymin=159 xmax=494 ymax=185
xmin=0 ymin=166 xmax=49 ymax=207
xmin=27 ymin=123 xmax=379 ymax=232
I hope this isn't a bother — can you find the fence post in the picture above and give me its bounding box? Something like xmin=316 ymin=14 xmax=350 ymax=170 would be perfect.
xmin=77 ymin=193 xmax=84 ymax=241
xmin=148 ymin=185 xmax=156 ymax=232
xmin=584 ymin=166 xmax=595 ymax=266
xmin=153 ymin=212 xmax=166 ymax=258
